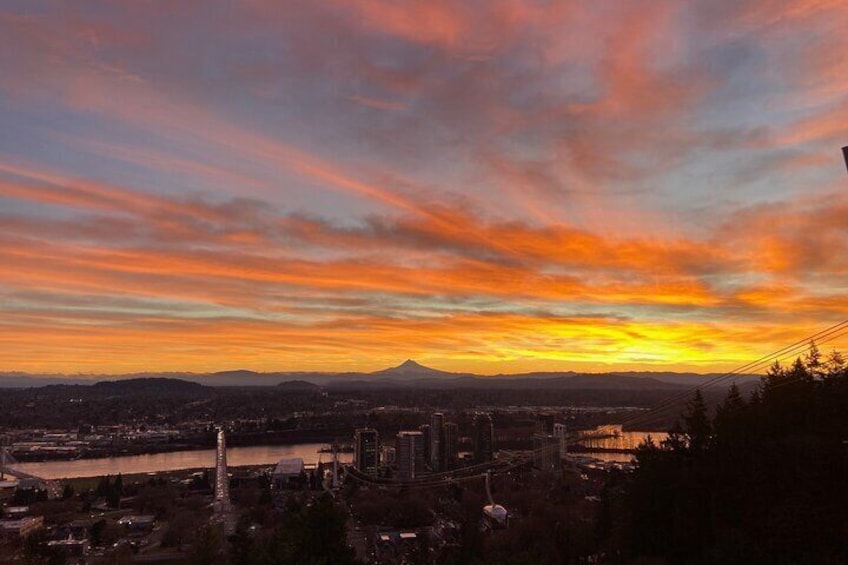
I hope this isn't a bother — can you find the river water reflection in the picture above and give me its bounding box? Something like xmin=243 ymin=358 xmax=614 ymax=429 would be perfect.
xmin=11 ymin=429 xmax=666 ymax=479
xmin=10 ymin=444 xmax=352 ymax=480
xmin=575 ymin=428 xmax=668 ymax=463
xmin=578 ymin=428 xmax=668 ymax=451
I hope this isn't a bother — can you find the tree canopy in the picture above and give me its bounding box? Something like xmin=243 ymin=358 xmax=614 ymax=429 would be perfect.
xmin=606 ymin=345 xmax=848 ymax=563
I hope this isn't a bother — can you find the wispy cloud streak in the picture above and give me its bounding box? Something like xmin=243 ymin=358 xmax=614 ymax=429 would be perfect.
xmin=1 ymin=0 xmax=847 ymax=373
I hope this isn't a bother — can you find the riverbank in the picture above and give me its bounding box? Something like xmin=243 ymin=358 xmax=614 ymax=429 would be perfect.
xmin=8 ymin=443 xmax=354 ymax=480
xmin=8 ymin=428 xmax=352 ymax=463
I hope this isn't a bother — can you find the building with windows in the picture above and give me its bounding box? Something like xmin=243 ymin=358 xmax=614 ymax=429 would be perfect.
xmin=418 ymin=424 xmax=431 ymax=466
xmin=533 ymin=420 xmax=567 ymax=474
xmin=553 ymin=423 xmax=568 ymax=459
xmin=430 ymin=413 xmax=444 ymax=471
xmin=535 ymin=414 xmax=555 ymax=436
xmin=382 ymin=446 xmax=396 ymax=467
xmin=532 ymin=433 xmax=561 ymax=473
xmin=472 ymin=413 xmax=494 ymax=464
xmin=443 ymin=422 xmax=458 ymax=471
xmin=396 ymin=431 xmax=425 ymax=480
xmin=354 ymin=428 xmax=379 ymax=475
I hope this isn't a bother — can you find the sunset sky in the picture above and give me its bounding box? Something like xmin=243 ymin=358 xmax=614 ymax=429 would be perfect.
xmin=2 ymin=1 xmax=847 ymax=375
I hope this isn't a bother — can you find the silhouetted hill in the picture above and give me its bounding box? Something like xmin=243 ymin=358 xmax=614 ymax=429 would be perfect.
xmin=608 ymin=371 xmax=760 ymax=386
xmin=0 ymin=363 xmax=762 ymax=390
xmin=93 ymin=377 xmax=209 ymax=394
xmin=325 ymin=379 xmax=394 ymax=391
xmin=537 ymin=374 xmax=681 ymax=390
xmin=213 ymin=369 xmax=260 ymax=378
xmin=370 ymin=373 xmax=683 ymax=390
xmin=276 ymin=380 xmax=321 ymax=392
xmin=202 ymin=370 xmax=356 ymax=386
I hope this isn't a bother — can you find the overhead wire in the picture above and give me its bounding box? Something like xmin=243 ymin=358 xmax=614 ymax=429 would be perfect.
xmin=344 ymin=442 xmax=565 ymax=490
xmin=619 ymin=319 xmax=848 ymax=429
xmin=346 ymin=321 xmax=848 ymax=488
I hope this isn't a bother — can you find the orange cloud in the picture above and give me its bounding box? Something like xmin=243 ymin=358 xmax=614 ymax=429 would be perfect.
xmin=2 ymin=1 xmax=848 ymax=375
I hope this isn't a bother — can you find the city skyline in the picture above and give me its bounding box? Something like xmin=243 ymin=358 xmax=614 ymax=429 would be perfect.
xmin=2 ymin=1 xmax=848 ymax=375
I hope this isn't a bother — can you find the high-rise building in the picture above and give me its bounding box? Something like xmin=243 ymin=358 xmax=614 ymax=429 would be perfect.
xmin=553 ymin=423 xmax=568 ymax=459
xmin=532 ymin=433 xmax=561 ymax=473
xmin=535 ymin=414 xmax=555 ymax=436
xmin=382 ymin=446 xmax=396 ymax=467
xmin=396 ymin=431 xmax=425 ymax=480
xmin=354 ymin=428 xmax=379 ymax=475
xmin=443 ymin=422 xmax=458 ymax=471
xmin=418 ymin=424 xmax=431 ymax=467
xmin=533 ymin=421 xmax=566 ymax=474
xmin=472 ymin=412 xmax=494 ymax=464
xmin=430 ymin=413 xmax=444 ymax=472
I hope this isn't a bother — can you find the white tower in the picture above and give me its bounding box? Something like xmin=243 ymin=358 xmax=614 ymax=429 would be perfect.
xmin=214 ymin=428 xmax=230 ymax=508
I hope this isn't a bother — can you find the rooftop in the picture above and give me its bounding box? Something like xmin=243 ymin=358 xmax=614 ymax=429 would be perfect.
xmin=273 ymin=458 xmax=304 ymax=476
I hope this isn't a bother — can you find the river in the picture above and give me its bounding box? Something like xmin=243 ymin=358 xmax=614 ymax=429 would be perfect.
xmin=577 ymin=428 xmax=668 ymax=451
xmin=9 ymin=429 xmax=666 ymax=479
xmin=9 ymin=444 xmax=353 ymax=480
xmin=572 ymin=428 xmax=668 ymax=463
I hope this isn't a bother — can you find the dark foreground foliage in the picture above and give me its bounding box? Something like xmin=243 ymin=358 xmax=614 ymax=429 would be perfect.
xmin=604 ymin=345 xmax=848 ymax=564
xmin=225 ymin=493 xmax=356 ymax=565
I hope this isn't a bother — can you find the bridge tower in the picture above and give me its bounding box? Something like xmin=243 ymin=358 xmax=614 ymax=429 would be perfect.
xmin=214 ymin=427 xmax=230 ymax=508
xmin=211 ymin=427 xmax=235 ymax=535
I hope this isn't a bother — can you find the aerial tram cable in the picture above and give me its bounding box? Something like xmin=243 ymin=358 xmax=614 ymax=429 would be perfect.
xmin=625 ymin=148 xmax=848 ymax=428
xmin=345 ymin=442 xmax=563 ymax=491
xmin=619 ymin=319 xmax=848 ymax=429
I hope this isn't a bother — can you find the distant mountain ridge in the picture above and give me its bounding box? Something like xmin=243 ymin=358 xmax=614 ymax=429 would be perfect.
xmin=92 ymin=377 xmax=209 ymax=393
xmin=0 ymin=360 xmax=762 ymax=390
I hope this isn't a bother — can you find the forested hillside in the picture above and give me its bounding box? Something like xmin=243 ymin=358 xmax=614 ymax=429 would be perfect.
xmin=602 ymin=345 xmax=847 ymax=563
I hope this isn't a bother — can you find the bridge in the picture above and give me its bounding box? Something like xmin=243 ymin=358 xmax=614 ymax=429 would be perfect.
xmin=0 ymin=445 xmax=62 ymax=498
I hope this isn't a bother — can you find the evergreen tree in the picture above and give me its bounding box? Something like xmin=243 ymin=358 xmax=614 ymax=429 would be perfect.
xmin=682 ymin=389 xmax=711 ymax=452
xmin=804 ymin=341 xmax=824 ymax=380
xmin=612 ymin=349 xmax=848 ymax=563
xmin=824 ymin=349 xmax=846 ymax=379
xmin=714 ymin=383 xmax=745 ymax=429
xmin=251 ymin=493 xmax=355 ymax=565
